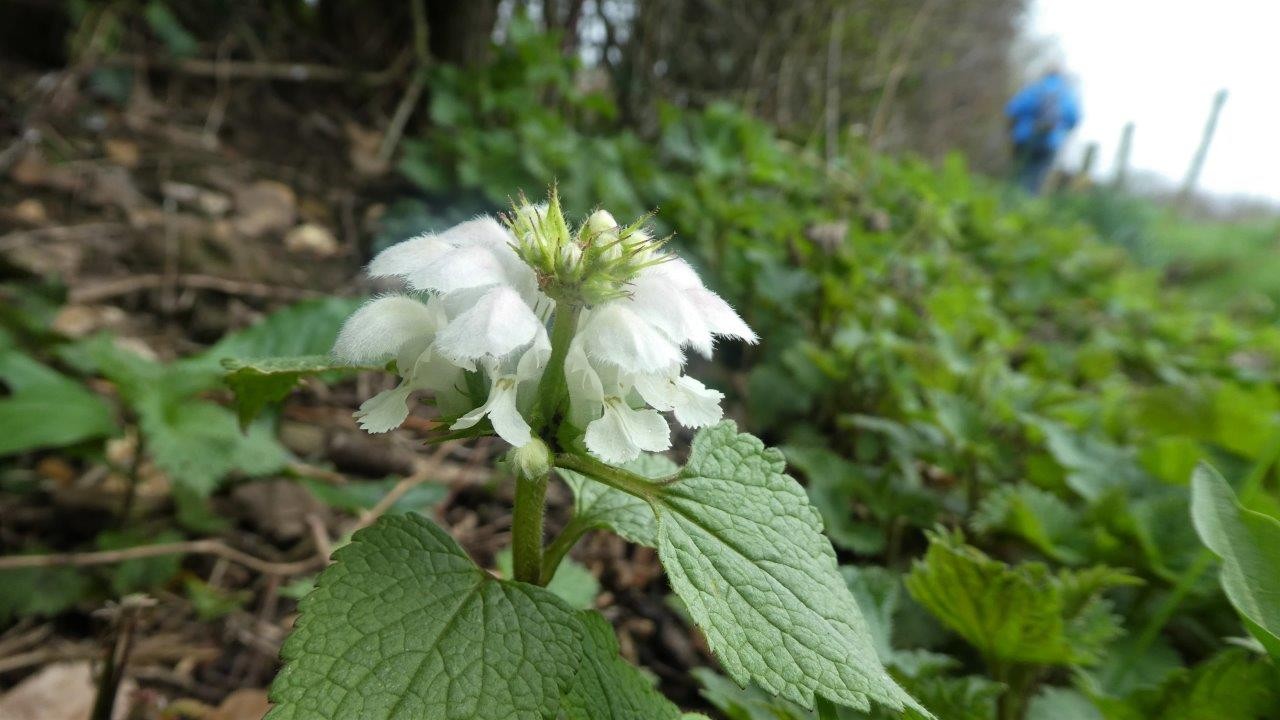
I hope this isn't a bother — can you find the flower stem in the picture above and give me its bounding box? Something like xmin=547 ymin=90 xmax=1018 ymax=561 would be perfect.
xmin=540 ymin=515 xmax=593 ymax=586
xmin=534 ymin=303 xmax=581 ymax=433
xmin=511 ymin=470 xmax=549 ymax=585
xmin=553 ymin=452 xmax=672 ymax=501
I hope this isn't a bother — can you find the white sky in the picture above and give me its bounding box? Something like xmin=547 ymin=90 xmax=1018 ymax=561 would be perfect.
xmin=1027 ymin=0 xmax=1280 ymax=201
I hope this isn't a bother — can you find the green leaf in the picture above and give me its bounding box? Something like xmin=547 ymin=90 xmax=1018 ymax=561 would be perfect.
xmin=268 ymin=514 xmax=583 ymax=720
xmin=1190 ymin=463 xmax=1280 ymax=657
xmin=184 ymin=576 xmax=252 ymax=620
xmin=203 ymin=297 xmax=365 ymax=364
xmin=0 ymin=347 xmax=115 ymax=455
xmin=301 ymin=476 xmax=447 ymax=515
xmin=0 ymin=562 xmax=94 ymax=623
xmin=904 ymin=531 xmax=1136 ymax=667
xmin=495 ymin=548 xmax=599 ymax=610
xmin=223 ymin=354 xmax=376 ymax=428
xmin=557 ymin=453 xmax=675 ymax=547
xmin=971 ymin=484 xmax=1090 ymax=564
xmin=1104 ymin=649 xmax=1280 ymax=720
xmin=561 ymin=610 xmax=682 ymax=720
xmin=144 ymin=0 xmax=198 ymax=57
xmin=1026 ymin=687 xmax=1102 ymax=720
xmin=143 ymin=403 xmax=289 ymax=497
xmin=652 ymin=422 xmax=923 ymax=715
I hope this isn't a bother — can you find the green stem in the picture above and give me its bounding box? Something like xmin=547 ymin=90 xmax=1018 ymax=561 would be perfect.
xmin=540 ymin=516 xmax=593 ymax=586
xmin=511 ymin=471 xmax=549 ymax=585
xmin=534 ymin=303 xmax=582 ymax=432
xmin=553 ymin=452 xmax=672 ymax=501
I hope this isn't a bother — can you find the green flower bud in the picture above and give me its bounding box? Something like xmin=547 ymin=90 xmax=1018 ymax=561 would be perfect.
xmin=510 ymin=437 xmax=552 ymax=482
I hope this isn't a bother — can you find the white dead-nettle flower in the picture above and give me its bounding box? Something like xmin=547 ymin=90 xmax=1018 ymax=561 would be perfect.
xmin=331 ymin=198 xmax=755 ymax=463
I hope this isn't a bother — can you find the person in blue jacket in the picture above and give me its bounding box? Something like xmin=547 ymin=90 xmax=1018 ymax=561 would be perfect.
xmin=1006 ymin=68 xmax=1081 ymax=194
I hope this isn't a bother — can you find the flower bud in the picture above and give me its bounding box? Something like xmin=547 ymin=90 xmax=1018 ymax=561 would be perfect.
xmin=509 ymin=436 xmax=552 ymax=481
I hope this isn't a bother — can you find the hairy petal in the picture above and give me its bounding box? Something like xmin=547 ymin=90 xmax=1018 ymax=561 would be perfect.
xmin=434 ymin=286 xmax=541 ymax=365
xmin=332 ymin=295 xmax=440 ymax=364
xmin=585 ymin=397 xmax=671 ymax=463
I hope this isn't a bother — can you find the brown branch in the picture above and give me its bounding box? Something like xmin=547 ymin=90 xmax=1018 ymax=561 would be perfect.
xmin=69 ymin=273 xmax=321 ymax=304
xmin=98 ymin=51 xmax=410 ymax=85
xmin=0 ymin=538 xmax=322 ymax=576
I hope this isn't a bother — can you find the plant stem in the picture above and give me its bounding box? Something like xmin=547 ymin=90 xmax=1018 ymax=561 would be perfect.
xmin=540 ymin=516 xmax=593 ymax=586
xmin=553 ymin=452 xmax=671 ymax=501
xmin=534 ymin=303 xmax=581 ymax=432
xmin=511 ymin=470 xmax=549 ymax=585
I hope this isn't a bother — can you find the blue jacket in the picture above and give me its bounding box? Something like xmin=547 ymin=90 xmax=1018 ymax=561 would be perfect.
xmin=1006 ymin=73 xmax=1080 ymax=152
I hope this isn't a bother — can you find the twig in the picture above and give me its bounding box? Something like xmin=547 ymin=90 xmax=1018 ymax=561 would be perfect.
xmin=69 ymin=273 xmax=321 ymax=304
xmin=98 ymin=52 xmax=410 ymax=85
xmin=867 ymin=0 xmax=938 ymax=149
xmin=0 ymin=538 xmax=323 ymax=576
xmin=375 ymin=0 xmax=431 ymax=166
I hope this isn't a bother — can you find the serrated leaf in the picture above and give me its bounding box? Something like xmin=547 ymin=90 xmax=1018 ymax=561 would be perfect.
xmin=560 ymin=610 xmax=682 ymax=720
xmin=496 ymin=548 xmax=599 ymax=610
xmin=558 ymin=453 xmax=675 ymax=547
xmin=905 ymin=531 xmax=1134 ymax=667
xmin=143 ymin=403 xmax=289 ymax=497
xmin=653 ymin=422 xmax=923 ymax=715
xmin=971 ymin=484 xmax=1089 ymax=564
xmin=1190 ymin=463 xmax=1280 ymax=657
xmin=268 ymin=514 xmax=583 ymax=720
xmin=0 ymin=347 xmax=116 ymax=455
xmin=1107 ymin=649 xmax=1280 ymax=720
xmin=223 ymin=354 xmax=376 ymax=427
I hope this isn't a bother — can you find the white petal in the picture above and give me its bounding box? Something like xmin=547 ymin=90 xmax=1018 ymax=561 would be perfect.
xmin=450 ymin=376 xmax=532 ymax=447
xmin=629 ymin=270 xmax=714 ymax=357
xmin=514 ymin=324 xmax=551 ymax=381
xmin=669 ymin=376 xmax=724 ymax=427
xmin=580 ymin=303 xmax=683 ymax=374
xmin=685 ymin=288 xmax=757 ymax=344
xmin=404 ymin=243 xmax=512 ymax=294
xmin=633 ymin=372 xmax=724 ymax=426
xmin=434 ymin=286 xmax=541 ymax=364
xmin=353 ymin=384 xmax=414 ymax=433
xmin=585 ymin=397 xmax=671 ymax=463
xmin=367 ymin=233 xmax=451 ymax=280
xmin=332 ymin=295 xmax=440 ymax=364
xmin=646 ymin=257 xmax=704 ymax=290
xmin=565 ymin=339 xmax=605 ymax=427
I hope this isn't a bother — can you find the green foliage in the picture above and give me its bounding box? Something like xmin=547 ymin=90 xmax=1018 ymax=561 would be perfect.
xmin=268 ymin=514 xmax=590 ymax=720
xmin=0 ymin=562 xmax=93 ymax=623
xmin=561 ymin=610 xmax=683 ymax=720
xmin=0 ymin=340 xmax=115 ymax=455
xmin=224 ymin=354 xmax=376 ymax=428
xmin=557 ymin=453 xmax=675 ymax=548
xmin=905 ymin=531 xmax=1137 ymax=667
xmin=1190 ymin=463 xmax=1280 ymax=657
xmin=1094 ymin=648 xmax=1280 ymax=720
xmin=654 ymin=422 xmax=921 ymax=715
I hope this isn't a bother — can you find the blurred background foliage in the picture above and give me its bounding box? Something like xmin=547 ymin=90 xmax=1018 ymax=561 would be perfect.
xmin=1 ymin=1 xmax=1278 ymax=719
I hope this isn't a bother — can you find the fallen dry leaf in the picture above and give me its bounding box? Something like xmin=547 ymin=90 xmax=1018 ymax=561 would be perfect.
xmin=0 ymin=662 xmax=134 ymax=720
xmin=208 ymin=689 xmax=271 ymax=720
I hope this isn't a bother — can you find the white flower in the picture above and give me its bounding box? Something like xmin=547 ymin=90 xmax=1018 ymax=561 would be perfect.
xmin=585 ymin=396 xmax=672 ymax=463
xmin=450 ymin=332 xmax=549 ymax=447
xmin=335 ymin=201 xmax=755 ymax=461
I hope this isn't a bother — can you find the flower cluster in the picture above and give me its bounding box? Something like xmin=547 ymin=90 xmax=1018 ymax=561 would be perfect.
xmin=332 ymin=196 xmax=755 ymax=464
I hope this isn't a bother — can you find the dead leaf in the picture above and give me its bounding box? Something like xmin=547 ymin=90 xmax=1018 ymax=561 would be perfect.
xmin=231 ymin=479 xmax=329 ymax=541
xmin=103 ymin=138 xmax=141 ymax=169
xmin=284 ymin=223 xmax=339 ymax=257
xmin=0 ymin=662 xmax=135 ymax=720
xmin=232 ymin=180 xmax=296 ymax=238
xmin=208 ymin=689 xmax=271 ymax=720
xmin=11 ymin=199 xmax=49 ymax=225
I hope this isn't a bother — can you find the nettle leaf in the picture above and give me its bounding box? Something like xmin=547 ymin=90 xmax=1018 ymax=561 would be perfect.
xmin=904 ymin=531 xmax=1136 ymax=667
xmin=1108 ymin=648 xmax=1280 ymax=720
xmin=224 ymin=354 xmax=376 ymax=427
xmin=561 ymin=610 xmax=683 ymax=720
xmin=971 ymin=484 xmax=1090 ymax=564
xmin=653 ymin=422 xmax=924 ymax=715
xmin=1190 ymin=463 xmax=1280 ymax=657
xmin=558 ymin=453 xmax=675 ymax=547
xmin=0 ymin=346 xmax=116 ymax=455
xmin=268 ymin=514 xmax=583 ymax=720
